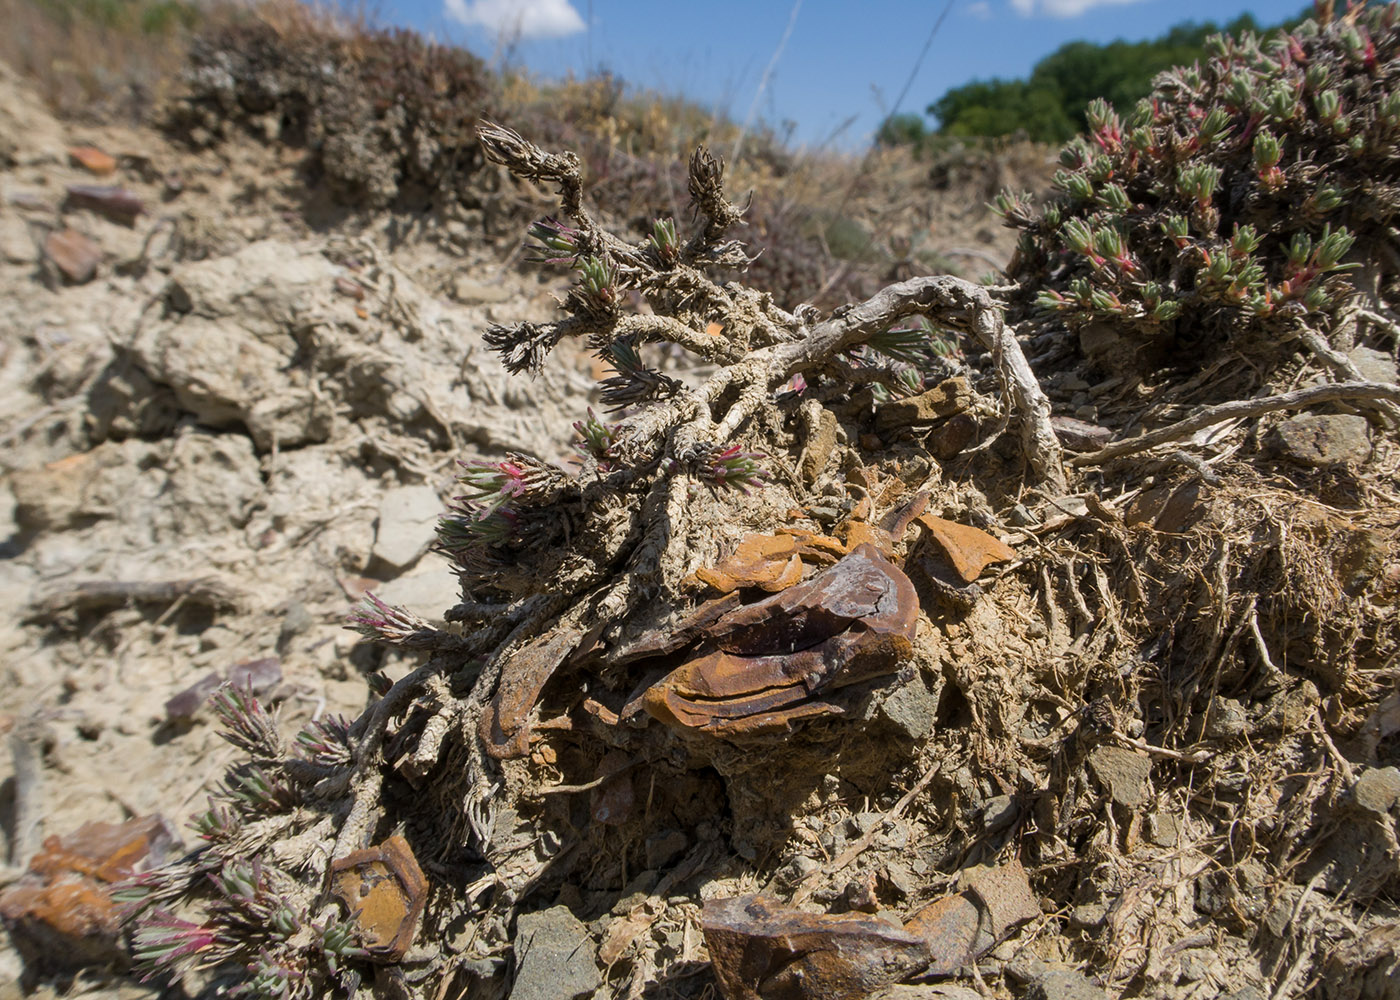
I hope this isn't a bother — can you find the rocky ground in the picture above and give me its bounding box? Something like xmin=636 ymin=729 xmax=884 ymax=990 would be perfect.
xmin=0 ymin=53 xmax=1041 ymax=996
xmin=0 ymin=31 xmax=1398 ymax=1000
xmin=0 ymin=55 xmax=612 ymax=993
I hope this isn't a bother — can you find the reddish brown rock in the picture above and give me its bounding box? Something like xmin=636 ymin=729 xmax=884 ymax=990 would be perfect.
xmin=329 ymin=834 xmax=428 ymax=962
xmin=702 ymin=895 xmax=934 ymax=1000
xmin=68 ymin=146 xmax=117 ymax=175
xmin=703 ymin=863 xmax=1039 ymax=1000
xmin=63 ymin=184 xmax=144 ymax=224
xmin=642 ymin=544 xmax=919 ymax=737
xmin=44 ymin=228 xmax=101 ymax=283
xmin=914 ymin=515 xmax=1016 ymax=583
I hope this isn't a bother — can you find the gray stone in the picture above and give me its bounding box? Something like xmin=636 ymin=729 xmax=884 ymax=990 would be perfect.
xmin=1224 ymin=989 xmax=1266 ymax=1000
xmin=1255 ymin=681 xmax=1320 ymax=735
xmin=1147 ymin=810 xmax=1181 ymax=848
xmin=1087 ymin=746 xmax=1152 ymax=808
xmin=1352 ymin=766 xmax=1400 ymax=815
xmin=1270 ymin=413 xmax=1372 ymax=467
xmin=1068 ymin=903 xmax=1108 ymax=930
xmin=869 ymin=986 xmax=983 ymax=1000
xmin=511 ymin=906 xmax=599 ymax=1000
xmin=373 ymin=553 xmax=458 ymax=624
xmin=982 ymin=794 xmax=1017 ymax=833
xmin=644 ymin=829 xmax=687 ymax=869
xmin=1348 ymin=346 xmax=1398 ymax=385
xmin=372 ymin=485 xmax=443 ymax=571
xmin=876 ymin=669 xmax=940 ymax=741
xmin=1027 ymin=968 xmax=1107 ymax=1000
xmin=453 ymin=276 xmax=514 ymax=304
xmin=1203 ymin=696 xmax=1248 ymax=739
xmin=1078 ymin=321 xmax=1122 ymax=360
xmin=0 ymin=215 xmax=35 ymax=264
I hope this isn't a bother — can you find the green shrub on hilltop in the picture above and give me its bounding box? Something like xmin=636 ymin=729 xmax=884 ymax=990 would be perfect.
xmin=994 ymin=3 xmax=1400 ymax=367
xmin=888 ymin=12 xmax=1282 ymax=145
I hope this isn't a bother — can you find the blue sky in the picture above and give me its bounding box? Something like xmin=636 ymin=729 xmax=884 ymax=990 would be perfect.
xmin=380 ymin=0 xmax=1312 ymax=150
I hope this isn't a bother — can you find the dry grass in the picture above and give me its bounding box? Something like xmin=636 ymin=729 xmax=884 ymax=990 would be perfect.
xmin=0 ymin=0 xmax=197 ymax=120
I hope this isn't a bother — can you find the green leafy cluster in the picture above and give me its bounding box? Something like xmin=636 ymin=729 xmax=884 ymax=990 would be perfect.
xmin=998 ymin=4 xmax=1400 ymax=358
xmin=888 ymin=14 xmax=1273 ymax=146
xmin=121 ymin=688 xmax=366 ymax=999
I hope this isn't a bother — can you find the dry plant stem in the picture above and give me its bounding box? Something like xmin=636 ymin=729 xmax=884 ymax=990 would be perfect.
xmin=1294 ymin=324 xmax=1400 ymax=425
xmin=1109 ymin=730 xmax=1212 ymax=763
xmin=7 ymin=733 xmax=43 ymax=868
xmin=479 ymin=122 xmax=1065 ymax=489
xmin=781 ymin=277 xmax=1065 ymax=490
xmin=330 ymin=660 xmax=446 ymax=856
xmin=1071 ymin=381 xmax=1400 ymax=467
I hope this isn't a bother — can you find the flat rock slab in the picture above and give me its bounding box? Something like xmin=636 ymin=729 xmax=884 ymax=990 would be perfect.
xmin=511 ymin=906 xmax=599 ymax=1000
xmin=44 ymin=228 xmax=101 ymax=283
xmin=372 ymin=485 xmax=443 ymax=571
xmin=1087 ymin=746 xmax=1152 ymax=808
xmin=1353 ymin=766 xmax=1400 ymax=815
xmin=1270 ymin=413 xmax=1372 ymax=467
xmin=874 ymin=377 xmax=971 ymax=430
xmin=1348 ymin=346 xmax=1398 ymax=385
xmin=373 ymin=553 xmax=458 ymax=625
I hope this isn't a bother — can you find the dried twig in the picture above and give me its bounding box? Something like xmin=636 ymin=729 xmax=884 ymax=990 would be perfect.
xmin=25 ymin=577 xmax=243 ymax=621
xmin=1071 ymin=381 xmax=1400 ymax=467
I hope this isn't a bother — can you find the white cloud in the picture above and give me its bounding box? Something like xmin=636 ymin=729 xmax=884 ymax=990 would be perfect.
xmin=966 ymin=1 xmax=993 ymax=19
xmin=444 ymin=0 xmax=586 ymax=40
xmin=1010 ymin=0 xmax=1146 ymax=16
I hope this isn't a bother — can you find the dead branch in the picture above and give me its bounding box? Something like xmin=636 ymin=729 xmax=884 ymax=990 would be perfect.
xmin=1293 ymin=324 xmax=1400 ymax=426
xmin=1070 ymin=381 xmax=1400 ymax=467
xmin=25 ymin=577 xmax=243 ymax=621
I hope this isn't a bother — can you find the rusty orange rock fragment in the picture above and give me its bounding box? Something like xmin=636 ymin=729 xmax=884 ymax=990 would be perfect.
xmin=642 ymin=544 xmax=918 ymax=737
xmin=702 ymin=895 xmax=934 ymax=1000
xmin=842 ymin=520 xmax=894 ymax=557
xmin=694 ymin=529 xmax=872 ymax=594
xmin=68 ymin=146 xmax=117 ymax=175
xmin=877 ymin=490 xmax=930 ymax=541
xmin=480 ymin=625 xmax=585 ymax=758
xmin=778 ymin=528 xmax=848 ymax=564
xmin=915 ymin=514 xmax=1016 ymax=583
xmin=0 ymin=815 xmax=178 ymax=967
xmin=903 ymin=859 xmax=1040 ymax=975
xmin=702 ymin=862 xmax=1039 ymax=999
xmin=695 ymin=534 xmax=803 ymax=593
xmin=329 ymin=834 xmax=427 ymax=963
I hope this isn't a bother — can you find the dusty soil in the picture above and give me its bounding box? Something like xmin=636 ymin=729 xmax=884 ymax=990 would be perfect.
xmin=0 ymin=45 xmax=1398 ymax=1000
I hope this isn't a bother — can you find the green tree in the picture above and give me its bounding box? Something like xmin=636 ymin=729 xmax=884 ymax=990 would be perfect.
xmin=924 ymin=12 xmax=1285 ymax=143
xmin=875 ymin=111 xmax=928 ymax=148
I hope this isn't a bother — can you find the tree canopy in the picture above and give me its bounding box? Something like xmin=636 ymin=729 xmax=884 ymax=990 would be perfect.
xmin=879 ymin=12 xmax=1291 ymax=147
